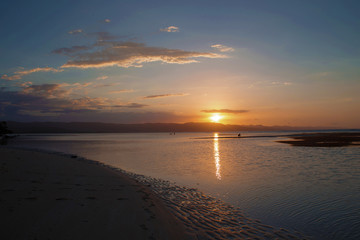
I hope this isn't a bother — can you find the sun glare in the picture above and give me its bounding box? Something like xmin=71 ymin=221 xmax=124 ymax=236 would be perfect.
xmin=210 ymin=114 xmax=223 ymax=123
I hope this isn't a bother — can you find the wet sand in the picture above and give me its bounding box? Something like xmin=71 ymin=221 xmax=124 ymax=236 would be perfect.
xmin=123 ymin=172 xmax=308 ymax=240
xmin=0 ymin=148 xmax=188 ymax=240
xmin=0 ymin=147 xmax=307 ymax=239
xmin=277 ymin=132 xmax=360 ymax=147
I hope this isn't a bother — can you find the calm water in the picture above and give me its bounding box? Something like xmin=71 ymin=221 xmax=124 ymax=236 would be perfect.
xmin=9 ymin=132 xmax=360 ymax=239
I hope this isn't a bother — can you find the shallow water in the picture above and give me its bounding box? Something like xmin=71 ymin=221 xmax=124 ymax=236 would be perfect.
xmin=9 ymin=131 xmax=360 ymax=239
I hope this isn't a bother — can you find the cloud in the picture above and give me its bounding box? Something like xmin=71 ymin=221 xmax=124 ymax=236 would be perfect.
xmin=109 ymin=89 xmax=134 ymax=94
xmin=59 ymin=82 xmax=95 ymax=96
xmin=17 ymin=81 xmax=33 ymax=87
xmin=211 ymin=44 xmax=234 ymax=52
xmin=91 ymin=32 xmax=118 ymax=41
xmin=22 ymin=83 xmax=69 ymax=98
xmin=271 ymin=81 xmax=292 ymax=86
xmin=68 ymin=29 xmax=83 ymax=34
xmin=0 ymin=87 xmax=191 ymax=122
xmin=96 ymin=75 xmax=109 ymax=80
xmin=143 ymin=93 xmax=188 ymax=99
xmin=1 ymin=67 xmax=63 ymax=80
xmin=1 ymin=74 xmax=21 ymax=81
xmin=52 ymin=45 xmax=90 ymax=55
xmin=201 ymin=109 xmax=249 ymax=114
xmin=70 ymin=97 xmax=116 ymax=110
xmin=17 ymin=67 xmax=63 ymax=75
xmin=13 ymin=111 xmax=190 ymax=123
xmin=112 ymin=103 xmax=148 ymax=108
xmin=0 ymin=88 xmax=75 ymax=116
xmin=93 ymin=83 xmax=117 ymax=88
xmin=0 ymin=86 xmax=147 ymax=120
xmin=160 ymin=26 xmax=179 ymax=32
xmin=60 ymin=41 xmax=225 ymax=69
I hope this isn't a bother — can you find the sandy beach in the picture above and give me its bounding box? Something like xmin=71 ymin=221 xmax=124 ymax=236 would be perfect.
xmin=0 ymin=148 xmax=188 ymax=240
xmin=277 ymin=132 xmax=360 ymax=147
xmin=1 ymin=147 xmax=307 ymax=240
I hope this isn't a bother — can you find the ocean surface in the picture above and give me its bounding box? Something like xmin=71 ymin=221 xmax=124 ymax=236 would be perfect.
xmin=9 ymin=131 xmax=360 ymax=239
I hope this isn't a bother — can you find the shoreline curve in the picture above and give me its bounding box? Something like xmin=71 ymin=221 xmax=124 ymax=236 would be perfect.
xmin=0 ymin=146 xmax=309 ymax=239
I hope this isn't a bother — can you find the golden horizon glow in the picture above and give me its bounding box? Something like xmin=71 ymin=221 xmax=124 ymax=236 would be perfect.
xmin=210 ymin=113 xmax=223 ymax=123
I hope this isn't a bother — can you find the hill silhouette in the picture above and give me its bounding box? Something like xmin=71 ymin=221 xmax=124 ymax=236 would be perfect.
xmin=6 ymin=121 xmax=332 ymax=133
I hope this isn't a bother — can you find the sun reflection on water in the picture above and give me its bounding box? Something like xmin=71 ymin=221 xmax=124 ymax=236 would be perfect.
xmin=214 ymin=133 xmax=221 ymax=180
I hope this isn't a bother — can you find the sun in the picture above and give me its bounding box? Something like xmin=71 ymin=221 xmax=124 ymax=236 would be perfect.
xmin=210 ymin=113 xmax=223 ymax=123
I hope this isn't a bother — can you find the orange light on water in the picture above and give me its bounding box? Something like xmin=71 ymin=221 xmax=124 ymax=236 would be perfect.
xmin=214 ymin=133 xmax=221 ymax=180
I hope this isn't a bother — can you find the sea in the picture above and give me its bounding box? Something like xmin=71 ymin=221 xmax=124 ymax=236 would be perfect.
xmin=8 ymin=131 xmax=360 ymax=239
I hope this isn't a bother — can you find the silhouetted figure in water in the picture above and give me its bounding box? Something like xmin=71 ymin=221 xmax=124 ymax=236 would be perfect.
xmin=0 ymin=121 xmax=11 ymax=135
xmin=0 ymin=121 xmax=13 ymax=145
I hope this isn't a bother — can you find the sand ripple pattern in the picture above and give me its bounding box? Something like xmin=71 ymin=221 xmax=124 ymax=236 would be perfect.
xmin=121 ymin=171 xmax=309 ymax=240
xmin=10 ymin=148 xmax=309 ymax=240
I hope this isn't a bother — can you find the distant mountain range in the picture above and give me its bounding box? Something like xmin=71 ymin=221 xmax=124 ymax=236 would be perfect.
xmin=5 ymin=121 xmax=342 ymax=133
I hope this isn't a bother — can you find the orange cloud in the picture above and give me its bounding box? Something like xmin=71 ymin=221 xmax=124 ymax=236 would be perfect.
xmin=201 ymin=109 xmax=249 ymax=114
xmin=1 ymin=67 xmax=63 ymax=80
xmin=160 ymin=26 xmax=179 ymax=32
xmin=68 ymin=29 xmax=83 ymax=34
xmin=109 ymin=89 xmax=134 ymax=94
xmin=22 ymin=83 xmax=68 ymax=98
xmin=211 ymin=44 xmax=234 ymax=52
xmin=143 ymin=93 xmax=188 ymax=99
xmin=16 ymin=67 xmax=63 ymax=75
xmin=1 ymin=74 xmax=21 ymax=80
xmin=61 ymin=41 xmax=225 ymax=69
xmin=112 ymin=103 xmax=148 ymax=108
xmin=271 ymin=81 xmax=293 ymax=86
xmin=96 ymin=75 xmax=109 ymax=80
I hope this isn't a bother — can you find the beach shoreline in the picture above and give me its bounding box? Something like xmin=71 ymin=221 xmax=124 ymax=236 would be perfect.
xmin=276 ymin=132 xmax=360 ymax=147
xmin=0 ymin=147 xmax=190 ymax=240
xmin=192 ymin=131 xmax=360 ymax=147
xmin=1 ymin=147 xmax=308 ymax=239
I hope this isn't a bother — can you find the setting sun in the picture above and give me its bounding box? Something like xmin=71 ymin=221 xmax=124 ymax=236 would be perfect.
xmin=210 ymin=114 xmax=223 ymax=123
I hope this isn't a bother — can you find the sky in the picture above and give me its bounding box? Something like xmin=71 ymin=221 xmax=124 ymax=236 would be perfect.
xmin=1 ymin=0 xmax=360 ymax=127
